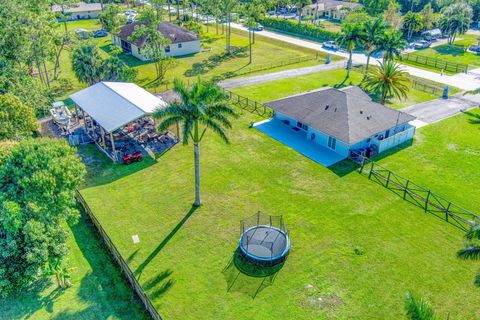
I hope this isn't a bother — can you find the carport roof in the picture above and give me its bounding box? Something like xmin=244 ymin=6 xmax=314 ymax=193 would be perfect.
xmin=70 ymin=82 xmax=167 ymax=133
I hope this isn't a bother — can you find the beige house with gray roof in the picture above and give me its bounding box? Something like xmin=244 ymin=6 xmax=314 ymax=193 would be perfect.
xmin=51 ymin=2 xmax=102 ymax=20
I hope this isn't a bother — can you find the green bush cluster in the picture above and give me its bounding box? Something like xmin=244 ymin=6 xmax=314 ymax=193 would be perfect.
xmin=259 ymin=17 xmax=339 ymax=42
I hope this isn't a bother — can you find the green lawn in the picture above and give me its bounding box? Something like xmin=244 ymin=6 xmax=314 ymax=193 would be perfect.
xmin=54 ymin=20 xmax=339 ymax=99
xmin=0 ymin=214 xmax=147 ymax=319
xmin=77 ymin=105 xmax=479 ymax=319
xmin=229 ymin=68 xmax=451 ymax=109
xmin=400 ymin=34 xmax=480 ymax=73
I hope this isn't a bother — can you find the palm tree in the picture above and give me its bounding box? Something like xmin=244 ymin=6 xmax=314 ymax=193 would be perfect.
xmin=457 ymin=222 xmax=480 ymax=286
xmin=337 ymin=22 xmax=365 ymax=77
xmin=377 ymin=31 xmax=406 ymax=63
xmin=153 ymin=79 xmax=237 ymax=206
xmin=362 ymin=60 xmax=410 ymax=105
xmin=72 ymin=44 xmax=104 ymax=85
xmin=362 ymin=18 xmax=386 ymax=71
xmin=403 ymin=11 xmax=422 ymax=40
xmin=405 ymin=291 xmax=437 ymax=320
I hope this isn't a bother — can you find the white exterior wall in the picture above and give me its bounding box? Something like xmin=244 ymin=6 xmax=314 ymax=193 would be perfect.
xmin=65 ymin=10 xmax=101 ymax=20
xmin=113 ymin=37 xmax=201 ymax=60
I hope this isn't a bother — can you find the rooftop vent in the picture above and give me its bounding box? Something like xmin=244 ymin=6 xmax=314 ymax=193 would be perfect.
xmin=325 ymin=105 xmax=330 ymax=110
xmin=367 ymin=115 xmax=372 ymax=120
xmin=360 ymin=110 xmax=363 ymax=114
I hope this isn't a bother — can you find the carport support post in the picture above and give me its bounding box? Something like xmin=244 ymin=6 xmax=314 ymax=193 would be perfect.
xmin=82 ymin=110 xmax=87 ymax=131
xmin=110 ymin=132 xmax=116 ymax=153
xmin=100 ymin=127 xmax=106 ymax=148
xmin=74 ymin=104 xmax=79 ymax=123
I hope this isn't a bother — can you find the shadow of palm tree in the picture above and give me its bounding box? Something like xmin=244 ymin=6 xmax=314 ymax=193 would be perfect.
xmin=463 ymin=110 xmax=480 ymax=125
xmin=135 ymin=205 xmax=198 ymax=277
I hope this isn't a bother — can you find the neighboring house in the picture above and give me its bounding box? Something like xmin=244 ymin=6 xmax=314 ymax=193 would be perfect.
xmin=113 ymin=22 xmax=201 ymax=61
xmin=263 ymin=86 xmax=416 ymax=160
xmin=304 ymin=0 xmax=363 ymax=20
xmin=51 ymin=2 xmax=102 ymax=20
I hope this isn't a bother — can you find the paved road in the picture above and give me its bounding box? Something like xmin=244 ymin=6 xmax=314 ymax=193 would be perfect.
xmin=219 ymin=61 xmax=345 ymax=89
xmin=227 ymin=23 xmax=480 ymax=91
xmin=402 ymin=93 xmax=480 ymax=127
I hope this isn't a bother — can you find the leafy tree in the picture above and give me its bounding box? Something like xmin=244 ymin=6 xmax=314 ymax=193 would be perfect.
xmin=342 ymin=11 xmax=374 ymax=26
xmin=102 ymin=56 xmax=138 ymax=82
xmin=457 ymin=222 xmax=480 ymax=286
xmin=440 ymin=2 xmax=473 ymax=44
xmin=337 ymin=22 xmax=365 ymax=77
xmin=362 ymin=60 xmax=410 ymax=105
xmin=403 ymin=11 xmax=422 ymax=39
xmin=295 ymin=0 xmax=312 ymax=24
xmin=384 ymin=0 xmax=404 ymax=30
xmin=377 ymin=31 xmax=407 ymax=62
xmin=0 ymin=93 xmax=38 ymax=140
xmin=363 ymin=0 xmax=390 ymax=15
xmin=419 ymin=3 xmax=438 ymax=30
xmin=405 ymin=291 xmax=437 ymax=320
xmin=153 ymin=79 xmax=237 ymax=206
xmin=72 ymin=44 xmax=104 ymax=85
xmin=362 ymin=18 xmax=387 ymax=71
xmin=0 ymin=138 xmax=86 ymax=296
xmin=98 ymin=4 xmax=127 ymax=33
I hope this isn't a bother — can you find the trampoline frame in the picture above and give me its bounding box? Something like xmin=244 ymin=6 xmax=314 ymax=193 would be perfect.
xmin=239 ymin=225 xmax=290 ymax=263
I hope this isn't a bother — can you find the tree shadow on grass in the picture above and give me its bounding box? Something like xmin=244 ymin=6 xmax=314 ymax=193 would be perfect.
xmin=143 ymin=270 xmax=175 ymax=300
xmin=184 ymin=46 xmax=248 ymax=77
xmin=134 ymin=205 xmax=199 ymax=278
xmin=463 ymin=110 xmax=480 ymax=125
xmin=222 ymin=249 xmax=284 ymax=299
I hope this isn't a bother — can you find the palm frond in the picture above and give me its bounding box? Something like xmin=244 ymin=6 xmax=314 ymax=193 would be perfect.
xmin=156 ymin=115 xmax=183 ymax=133
xmin=199 ymin=118 xmax=229 ymax=144
xmin=457 ymin=245 xmax=480 ymax=260
xmin=405 ymin=291 xmax=436 ymax=320
xmin=465 ymin=222 xmax=480 ymax=240
xmin=182 ymin=117 xmax=194 ymax=145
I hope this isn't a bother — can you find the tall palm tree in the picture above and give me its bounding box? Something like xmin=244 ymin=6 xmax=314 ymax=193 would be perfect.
xmin=405 ymin=291 xmax=437 ymax=320
xmin=403 ymin=11 xmax=422 ymax=40
xmin=337 ymin=22 xmax=365 ymax=77
xmin=457 ymin=222 xmax=480 ymax=286
xmin=362 ymin=18 xmax=385 ymax=71
xmin=153 ymin=79 xmax=237 ymax=206
xmin=377 ymin=31 xmax=406 ymax=63
xmin=362 ymin=60 xmax=410 ymax=105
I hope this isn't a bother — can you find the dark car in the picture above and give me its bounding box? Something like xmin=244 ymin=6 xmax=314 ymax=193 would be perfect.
xmin=93 ymin=30 xmax=109 ymax=38
xmin=414 ymin=40 xmax=431 ymax=50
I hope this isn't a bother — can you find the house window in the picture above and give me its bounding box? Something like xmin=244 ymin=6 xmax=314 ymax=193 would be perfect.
xmin=165 ymin=46 xmax=171 ymax=53
xmin=296 ymin=121 xmax=308 ymax=131
xmin=178 ymin=43 xmax=183 ymax=48
xmin=328 ymin=136 xmax=337 ymax=150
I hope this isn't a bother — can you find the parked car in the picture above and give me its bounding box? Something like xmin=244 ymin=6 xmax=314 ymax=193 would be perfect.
xmin=125 ymin=10 xmax=138 ymax=16
xmin=322 ymin=40 xmax=339 ymax=50
xmin=245 ymin=23 xmax=263 ymax=31
xmin=406 ymin=42 xmax=416 ymax=49
xmin=93 ymin=29 xmax=109 ymax=38
xmin=414 ymin=40 xmax=431 ymax=50
xmin=127 ymin=14 xmax=136 ymax=23
xmin=75 ymin=28 xmax=90 ymax=39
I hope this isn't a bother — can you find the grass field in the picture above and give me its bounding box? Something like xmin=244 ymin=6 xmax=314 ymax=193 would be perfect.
xmin=400 ymin=34 xmax=480 ymax=73
xmin=53 ymin=19 xmax=339 ymax=99
xmin=78 ymin=102 xmax=480 ymax=319
xmin=228 ymin=68 xmax=453 ymax=109
xmin=0 ymin=214 xmax=147 ymax=320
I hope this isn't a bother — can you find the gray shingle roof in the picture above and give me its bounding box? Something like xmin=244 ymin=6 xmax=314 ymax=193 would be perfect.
xmin=51 ymin=2 xmax=103 ymax=13
xmin=118 ymin=22 xmax=199 ymax=47
xmin=264 ymin=86 xmax=416 ymax=145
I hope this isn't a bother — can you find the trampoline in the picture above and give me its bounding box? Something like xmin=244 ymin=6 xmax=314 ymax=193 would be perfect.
xmin=239 ymin=212 xmax=290 ymax=267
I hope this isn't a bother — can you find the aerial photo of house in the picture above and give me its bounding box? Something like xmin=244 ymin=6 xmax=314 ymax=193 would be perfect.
xmin=2 ymin=1 xmax=480 ymax=320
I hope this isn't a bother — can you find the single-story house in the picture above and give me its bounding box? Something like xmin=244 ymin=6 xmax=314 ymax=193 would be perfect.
xmin=304 ymin=0 xmax=363 ymax=20
xmin=257 ymin=86 xmax=416 ymax=166
xmin=113 ymin=22 xmax=201 ymax=60
xmin=51 ymin=2 xmax=102 ymax=20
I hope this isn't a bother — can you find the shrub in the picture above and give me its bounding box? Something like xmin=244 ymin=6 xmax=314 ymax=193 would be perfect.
xmin=259 ymin=17 xmax=339 ymax=42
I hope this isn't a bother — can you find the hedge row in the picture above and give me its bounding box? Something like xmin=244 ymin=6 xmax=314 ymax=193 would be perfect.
xmin=259 ymin=17 xmax=339 ymax=42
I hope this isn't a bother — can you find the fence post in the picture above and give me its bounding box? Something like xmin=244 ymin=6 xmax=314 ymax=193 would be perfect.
xmin=359 ymin=156 xmax=365 ymax=174
xmin=385 ymin=171 xmax=392 ymax=188
xmin=425 ymin=190 xmax=431 ymax=212
xmin=403 ymin=180 xmax=410 ymax=199
xmin=368 ymin=162 xmax=374 ymax=180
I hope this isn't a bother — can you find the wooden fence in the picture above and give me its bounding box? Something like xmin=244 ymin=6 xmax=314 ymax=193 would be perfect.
xmin=222 ymin=89 xmax=273 ymax=118
xmin=399 ymin=53 xmax=470 ymax=74
xmin=76 ymin=191 xmax=164 ymax=320
xmin=352 ymin=153 xmax=479 ymax=231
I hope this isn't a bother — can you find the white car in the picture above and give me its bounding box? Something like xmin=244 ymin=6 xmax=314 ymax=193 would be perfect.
xmin=125 ymin=10 xmax=138 ymax=16
xmin=322 ymin=41 xmax=339 ymax=50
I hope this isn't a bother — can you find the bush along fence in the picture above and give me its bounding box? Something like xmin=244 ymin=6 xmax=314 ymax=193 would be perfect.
xmin=76 ymin=191 xmax=164 ymax=320
xmin=351 ymin=152 xmax=479 ymax=231
xmin=259 ymin=17 xmax=338 ymax=42
xmin=223 ymin=89 xmax=273 ymax=118
xmin=399 ymin=53 xmax=470 ymax=74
